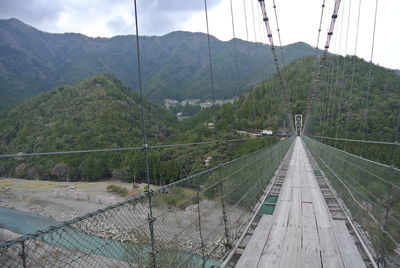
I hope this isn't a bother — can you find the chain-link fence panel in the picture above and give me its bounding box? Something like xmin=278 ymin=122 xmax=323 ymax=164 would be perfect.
xmin=0 ymin=137 xmax=294 ymax=267
xmin=303 ymin=136 xmax=400 ymax=267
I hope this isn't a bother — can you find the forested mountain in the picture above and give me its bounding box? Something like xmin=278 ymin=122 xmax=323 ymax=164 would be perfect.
xmin=0 ymin=74 xmax=177 ymax=154
xmin=0 ymin=74 xmax=275 ymax=182
xmin=0 ymin=18 xmax=317 ymax=110
xmin=1 ymin=45 xmax=398 ymax=182
xmin=188 ymin=55 xmax=400 ymax=165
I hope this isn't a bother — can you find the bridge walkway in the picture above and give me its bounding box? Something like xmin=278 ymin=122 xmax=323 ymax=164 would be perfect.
xmin=236 ymin=137 xmax=366 ymax=268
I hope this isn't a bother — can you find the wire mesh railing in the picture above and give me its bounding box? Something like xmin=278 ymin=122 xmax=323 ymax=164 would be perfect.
xmin=303 ymin=136 xmax=400 ymax=267
xmin=0 ymin=137 xmax=294 ymax=267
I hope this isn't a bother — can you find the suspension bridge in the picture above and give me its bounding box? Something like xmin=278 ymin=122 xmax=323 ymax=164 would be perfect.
xmin=1 ymin=0 xmax=399 ymax=267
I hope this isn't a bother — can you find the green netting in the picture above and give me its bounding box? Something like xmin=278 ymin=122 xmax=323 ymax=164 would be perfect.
xmin=303 ymin=136 xmax=400 ymax=266
xmin=0 ymin=137 xmax=295 ymax=267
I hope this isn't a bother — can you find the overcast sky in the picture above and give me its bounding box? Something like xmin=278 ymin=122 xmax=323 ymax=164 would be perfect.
xmin=1 ymin=0 xmax=399 ymax=70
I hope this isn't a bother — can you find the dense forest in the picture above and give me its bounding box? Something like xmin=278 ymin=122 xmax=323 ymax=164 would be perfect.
xmin=0 ymin=49 xmax=399 ymax=186
xmin=0 ymin=18 xmax=317 ymax=110
xmin=0 ymin=74 xmax=278 ymax=183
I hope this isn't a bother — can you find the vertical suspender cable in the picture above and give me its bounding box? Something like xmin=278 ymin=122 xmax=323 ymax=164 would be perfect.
xmin=334 ymin=0 xmax=352 ymax=147
xmin=360 ymin=0 xmax=379 ymax=155
xmin=242 ymin=0 xmax=250 ymax=55
xmin=315 ymin=0 xmax=326 ymax=135
xmin=132 ymin=0 xmax=156 ymax=266
xmin=305 ymin=0 xmax=341 ymax=133
xmin=204 ymin=0 xmax=215 ymax=106
xmin=250 ymin=0 xmax=258 ymax=121
xmin=258 ymin=0 xmax=289 ymax=111
xmin=272 ymin=0 xmax=285 ymax=68
xmin=229 ymin=0 xmax=240 ymax=127
xmin=391 ymin=107 xmax=400 ymax=166
xmin=344 ymin=0 xmax=362 ymax=143
xmin=229 ymin=0 xmax=239 ymax=76
xmin=329 ymin=0 xmax=345 ymax=144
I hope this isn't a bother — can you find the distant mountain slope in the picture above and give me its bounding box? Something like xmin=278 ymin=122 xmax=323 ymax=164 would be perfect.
xmin=184 ymin=55 xmax=400 ymax=140
xmin=0 ymin=74 xmax=177 ymax=155
xmin=0 ymin=18 xmax=317 ymax=109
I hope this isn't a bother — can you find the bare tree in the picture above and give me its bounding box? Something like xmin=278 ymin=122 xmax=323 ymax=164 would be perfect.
xmin=51 ymin=163 xmax=69 ymax=182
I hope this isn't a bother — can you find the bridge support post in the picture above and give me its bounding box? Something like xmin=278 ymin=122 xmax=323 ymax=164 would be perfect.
xmin=196 ymin=188 xmax=206 ymax=268
xmin=20 ymin=241 xmax=26 ymax=268
xmin=295 ymin=114 xmax=303 ymax=136
xmin=146 ymin=193 xmax=157 ymax=268
xmin=218 ymin=165 xmax=231 ymax=252
xmin=383 ymin=185 xmax=393 ymax=229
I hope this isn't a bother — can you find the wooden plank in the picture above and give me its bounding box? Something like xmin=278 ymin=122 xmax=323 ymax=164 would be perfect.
xmin=278 ymin=188 xmax=302 ymax=268
xmin=279 ymin=168 xmax=293 ymax=202
xmin=236 ymin=137 xmax=365 ymax=268
xmin=236 ymin=215 xmax=274 ymax=268
xmin=308 ymin=174 xmax=344 ymax=268
xmin=300 ymin=169 xmax=313 ymax=204
xmin=292 ymin=170 xmax=301 ymax=188
xmin=301 ymin=202 xmax=321 ymax=268
xmin=257 ymin=200 xmax=291 ymax=267
xmin=333 ymin=221 xmax=366 ymax=268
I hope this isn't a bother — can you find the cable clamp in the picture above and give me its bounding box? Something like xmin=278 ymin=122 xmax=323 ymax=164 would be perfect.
xmin=142 ymin=144 xmax=150 ymax=150
xmin=147 ymin=215 xmax=156 ymax=224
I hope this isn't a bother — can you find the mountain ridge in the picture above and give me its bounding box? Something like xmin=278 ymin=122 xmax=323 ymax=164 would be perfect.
xmin=0 ymin=18 xmax=318 ymax=110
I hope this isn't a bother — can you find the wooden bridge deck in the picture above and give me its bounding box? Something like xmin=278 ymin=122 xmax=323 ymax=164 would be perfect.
xmin=236 ymin=137 xmax=365 ymax=268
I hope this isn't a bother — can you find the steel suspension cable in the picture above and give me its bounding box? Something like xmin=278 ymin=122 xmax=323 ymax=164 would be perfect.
xmin=391 ymin=107 xmax=400 ymax=165
xmin=272 ymin=0 xmax=285 ymax=68
xmin=324 ymin=50 xmax=339 ymax=140
xmin=327 ymin=7 xmax=344 ymax=141
xmin=257 ymin=0 xmax=290 ymax=116
xmin=360 ymin=0 xmax=379 ymax=155
xmin=334 ymin=0 xmax=352 ymax=146
xmin=250 ymin=0 xmax=259 ymax=121
xmin=344 ymin=0 xmax=362 ymax=142
xmin=313 ymin=0 xmax=327 ymax=133
xmin=318 ymin=55 xmax=331 ymax=134
xmin=254 ymin=3 xmax=275 ymax=125
xmin=314 ymin=0 xmax=327 ymax=134
xmin=229 ymin=0 xmax=239 ymax=76
xmin=305 ymin=0 xmax=342 ymax=133
xmin=242 ymin=0 xmax=250 ymax=55
xmin=0 ymin=138 xmax=259 ymax=159
xmin=132 ymin=0 xmax=156 ymax=266
xmin=203 ymin=0 xmax=216 ymax=106
xmin=331 ymin=0 xmax=347 ymax=146
xmin=228 ymin=0 xmax=241 ymax=128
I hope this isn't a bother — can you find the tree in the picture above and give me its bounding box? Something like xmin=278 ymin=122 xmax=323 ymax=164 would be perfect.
xmin=51 ymin=163 xmax=70 ymax=182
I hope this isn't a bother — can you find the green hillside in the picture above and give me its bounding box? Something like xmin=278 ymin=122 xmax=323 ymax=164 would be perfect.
xmin=0 ymin=74 xmax=177 ymax=154
xmin=183 ymin=54 xmax=400 ymax=165
xmin=0 ymin=18 xmax=317 ymax=109
xmin=0 ymin=74 xmax=276 ymax=182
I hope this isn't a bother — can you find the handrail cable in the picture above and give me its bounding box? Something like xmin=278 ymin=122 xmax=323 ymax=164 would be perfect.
xmin=0 ymin=138 xmax=254 ymax=159
xmin=308 ymin=134 xmax=400 ymax=147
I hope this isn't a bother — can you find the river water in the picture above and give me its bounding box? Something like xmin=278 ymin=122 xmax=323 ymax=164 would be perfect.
xmin=0 ymin=207 xmax=218 ymax=267
xmin=0 ymin=207 xmax=59 ymax=234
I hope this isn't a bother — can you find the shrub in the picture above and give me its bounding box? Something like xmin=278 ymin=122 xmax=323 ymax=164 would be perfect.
xmin=106 ymin=184 xmax=129 ymax=196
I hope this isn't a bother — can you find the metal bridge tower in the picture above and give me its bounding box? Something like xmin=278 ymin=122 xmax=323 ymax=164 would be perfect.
xmin=295 ymin=114 xmax=303 ymax=136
